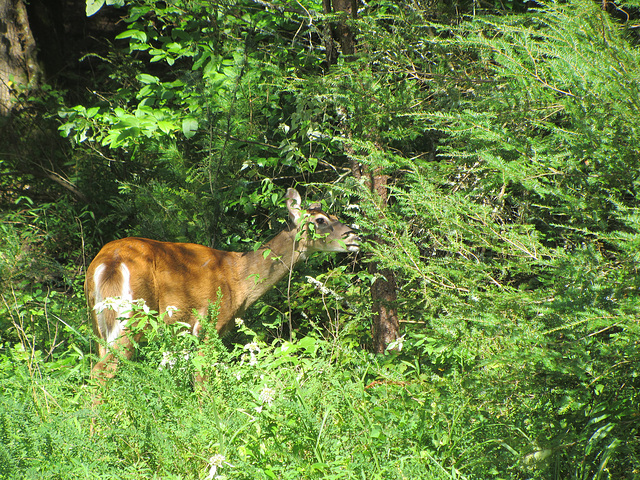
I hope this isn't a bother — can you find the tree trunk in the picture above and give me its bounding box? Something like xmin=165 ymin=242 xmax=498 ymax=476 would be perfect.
xmin=0 ymin=0 xmax=40 ymax=114
xmin=322 ymin=0 xmax=358 ymax=66
xmin=370 ymin=265 xmax=399 ymax=353
xmin=352 ymin=163 xmax=400 ymax=353
xmin=323 ymin=0 xmax=400 ymax=353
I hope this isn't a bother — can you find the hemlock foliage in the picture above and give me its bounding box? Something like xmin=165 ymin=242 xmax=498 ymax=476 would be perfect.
xmin=1 ymin=0 xmax=639 ymax=478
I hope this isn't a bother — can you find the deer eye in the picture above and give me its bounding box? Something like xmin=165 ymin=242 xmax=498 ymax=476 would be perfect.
xmin=316 ymin=217 xmax=326 ymax=226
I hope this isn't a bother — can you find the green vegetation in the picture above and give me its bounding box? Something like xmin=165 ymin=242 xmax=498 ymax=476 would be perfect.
xmin=1 ymin=0 xmax=639 ymax=478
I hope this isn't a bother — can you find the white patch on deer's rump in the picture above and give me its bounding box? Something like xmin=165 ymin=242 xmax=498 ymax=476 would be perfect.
xmin=93 ymin=264 xmax=109 ymax=340
xmin=119 ymin=263 xmax=133 ymax=304
xmin=104 ymin=263 xmax=133 ymax=344
xmin=93 ymin=263 xmax=134 ymax=345
xmin=93 ymin=264 xmax=106 ymax=298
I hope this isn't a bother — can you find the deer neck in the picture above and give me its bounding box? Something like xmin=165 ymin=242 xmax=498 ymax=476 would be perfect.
xmin=235 ymin=227 xmax=305 ymax=310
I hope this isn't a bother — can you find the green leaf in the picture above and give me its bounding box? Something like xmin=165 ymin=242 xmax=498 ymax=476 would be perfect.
xmin=85 ymin=0 xmax=105 ymax=16
xmin=85 ymin=106 xmax=100 ymax=118
xmin=115 ymin=29 xmax=148 ymax=43
xmin=182 ymin=117 xmax=198 ymax=138
xmin=157 ymin=120 xmax=174 ymax=134
xmin=137 ymin=74 xmax=159 ymax=84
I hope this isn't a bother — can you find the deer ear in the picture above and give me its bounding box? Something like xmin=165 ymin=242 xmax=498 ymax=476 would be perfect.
xmin=286 ymin=188 xmax=303 ymax=223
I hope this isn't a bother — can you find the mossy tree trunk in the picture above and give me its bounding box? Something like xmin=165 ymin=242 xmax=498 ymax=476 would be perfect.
xmin=0 ymin=0 xmax=40 ymax=114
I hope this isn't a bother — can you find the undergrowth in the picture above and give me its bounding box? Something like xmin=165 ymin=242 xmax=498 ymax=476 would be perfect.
xmin=2 ymin=300 xmax=638 ymax=479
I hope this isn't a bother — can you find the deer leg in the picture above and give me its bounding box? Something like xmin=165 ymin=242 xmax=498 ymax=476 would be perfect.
xmin=91 ymin=330 xmax=136 ymax=384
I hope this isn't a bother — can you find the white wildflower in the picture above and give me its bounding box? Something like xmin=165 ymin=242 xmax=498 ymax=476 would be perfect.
xmin=93 ymin=296 xmax=125 ymax=313
xmin=159 ymin=350 xmax=190 ymax=370
xmin=306 ymin=276 xmax=332 ymax=296
xmin=234 ymin=318 xmax=244 ymax=327
xmin=205 ymin=454 xmax=233 ymax=480
xmin=165 ymin=305 xmax=178 ymax=317
xmin=93 ymin=296 xmax=134 ymax=318
xmin=160 ymin=351 xmax=177 ymax=369
xmin=139 ymin=300 xmax=150 ymax=314
xmin=259 ymin=386 xmax=276 ymax=407
xmin=242 ymin=342 xmax=260 ymax=366
xmin=386 ymin=334 xmax=405 ymax=352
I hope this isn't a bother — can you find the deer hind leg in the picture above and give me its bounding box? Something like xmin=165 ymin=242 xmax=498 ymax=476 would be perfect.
xmin=91 ymin=328 xmax=137 ymax=384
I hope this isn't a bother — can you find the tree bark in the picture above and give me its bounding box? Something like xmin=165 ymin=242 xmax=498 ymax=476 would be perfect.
xmin=0 ymin=0 xmax=40 ymax=114
xmin=322 ymin=0 xmax=358 ymax=66
xmin=370 ymin=265 xmax=399 ymax=353
xmin=352 ymin=164 xmax=400 ymax=353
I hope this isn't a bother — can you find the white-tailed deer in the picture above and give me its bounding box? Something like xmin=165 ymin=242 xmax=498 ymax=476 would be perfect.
xmin=85 ymin=188 xmax=359 ymax=380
